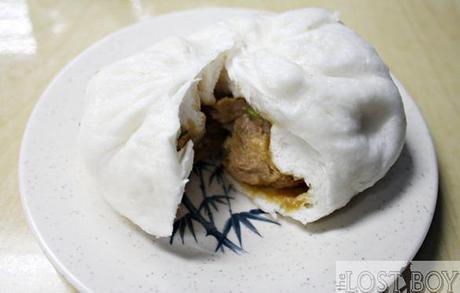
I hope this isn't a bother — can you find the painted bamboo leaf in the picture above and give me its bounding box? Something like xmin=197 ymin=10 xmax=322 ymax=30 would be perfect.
xmin=209 ymin=164 xmax=225 ymax=185
xmin=169 ymin=160 xmax=280 ymax=254
xmin=232 ymin=215 xmax=242 ymax=246
xmin=239 ymin=216 xmax=262 ymax=237
xmin=199 ymin=195 xmax=232 ymax=212
xmin=215 ymin=218 xmax=234 ymax=252
xmin=186 ymin=216 xmax=197 ymax=242
xmin=170 ymin=220 xmax=180 ymax=244
xmin=179 ymin=218 xmax=186 ymax=244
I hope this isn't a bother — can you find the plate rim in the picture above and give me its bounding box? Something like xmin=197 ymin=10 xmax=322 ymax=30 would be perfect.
xmin=18 ymin=7 xmax=438 ymax=292
xmin=390 ymin=76 xmax=439 ymax=261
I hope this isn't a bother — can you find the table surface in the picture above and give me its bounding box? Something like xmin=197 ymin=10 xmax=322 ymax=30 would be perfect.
xmin=1 ymin=0 xmax=459 ymax=291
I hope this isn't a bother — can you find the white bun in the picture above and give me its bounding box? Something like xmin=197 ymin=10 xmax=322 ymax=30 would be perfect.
xmin=78 ymin=29 xmax=236 ymax=237
xmin=225 ymin=8 xmax=406 ymax=223
xmin=79 ymin=8 xmax=406 ymax=236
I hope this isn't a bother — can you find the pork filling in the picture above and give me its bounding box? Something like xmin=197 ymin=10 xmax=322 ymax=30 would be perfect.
xmin=178 ymin=96 xmax=308 ymax=197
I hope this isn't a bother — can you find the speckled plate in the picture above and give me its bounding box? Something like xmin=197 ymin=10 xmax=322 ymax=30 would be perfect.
xmin=19 ymin=8 xmax=438 ymax=293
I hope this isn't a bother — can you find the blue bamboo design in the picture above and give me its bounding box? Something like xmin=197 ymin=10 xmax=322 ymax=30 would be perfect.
xmin=170 ymin=161 xmax=280 ymax=253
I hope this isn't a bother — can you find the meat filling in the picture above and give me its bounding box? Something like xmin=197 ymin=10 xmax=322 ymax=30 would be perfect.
xmin=210 ymin=98 xmax=305 ymax=189
xmin=177 ymin=97 xmax=306 ymax=191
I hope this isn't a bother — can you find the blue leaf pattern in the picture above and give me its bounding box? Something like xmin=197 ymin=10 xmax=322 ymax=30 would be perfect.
xmin=169 ymin=161 xmax=280 ymax=253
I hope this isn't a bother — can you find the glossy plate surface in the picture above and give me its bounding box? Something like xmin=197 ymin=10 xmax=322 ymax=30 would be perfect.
xmin=19 ymin=8 xmax=438 ymax=292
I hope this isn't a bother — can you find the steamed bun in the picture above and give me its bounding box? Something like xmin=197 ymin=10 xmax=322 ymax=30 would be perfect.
xmin=79 ymin=28 xmax=237 ymax=236
xmin=225 ymin=9 xmax=406 ymax=223
xmin=79 ymin=8 xmax=406 ymax=236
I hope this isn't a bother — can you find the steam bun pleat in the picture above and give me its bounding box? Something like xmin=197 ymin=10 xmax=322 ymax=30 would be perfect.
xmin=79 ymin=8 xmax=406 ymax=236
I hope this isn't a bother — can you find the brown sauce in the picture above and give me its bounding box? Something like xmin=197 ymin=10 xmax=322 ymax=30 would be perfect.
xmin=243 ymin=182 xmax=310 ymax=211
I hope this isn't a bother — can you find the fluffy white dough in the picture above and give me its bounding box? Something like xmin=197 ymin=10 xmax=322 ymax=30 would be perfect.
xmin=226 ymin=8 xmax=406 ymax=223
xmin=79 ymin=8 xmax=406 ymax=236
xmin=79 ymin=26 xmax=237 ymax=237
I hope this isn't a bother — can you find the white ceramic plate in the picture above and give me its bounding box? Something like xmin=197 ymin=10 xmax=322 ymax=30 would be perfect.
xmin=19 ymin=8 xmax=438 ymax=292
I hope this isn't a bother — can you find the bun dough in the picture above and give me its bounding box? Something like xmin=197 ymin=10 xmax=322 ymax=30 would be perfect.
xmin=79 ymin=8 xmax=406 ymax=236
xmin=225 ymin=9 xmax=406 ymax=222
